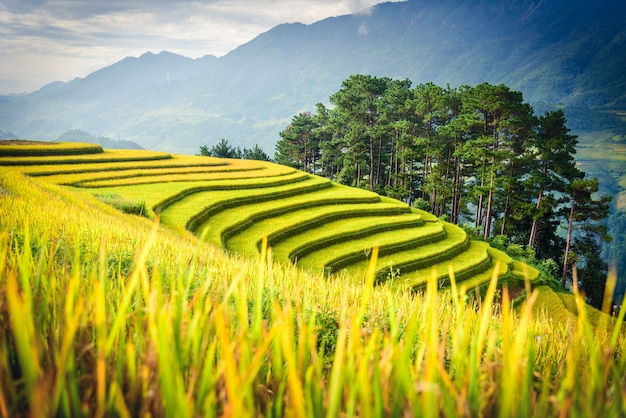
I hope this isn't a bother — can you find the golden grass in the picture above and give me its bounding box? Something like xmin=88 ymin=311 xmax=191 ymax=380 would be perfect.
xmin=157 ymin=175 xmax=330 ymax=231
xmin=397 ymin=240 xmax=493 ymax=287
xmin=36 ymin=165 xmax=265 ymax=186
xmin=1 ymin=145 xmax=543 ymax=297
xmin=269 ymin=213 xmax=427 ymax=261
xmin=235 ymin=204 xmax=422 ymax=256
xmin=74 ymin=160 xmax=295 ymax=187
xmin=335 ymin=223 xmax=468 ymax=278
xmin=194 ymin=182 xmax=377 ymax=247
xmin=0 ymin=140 xmax=103 ymax=156
xmin=0 ymin=149 xmax=171 ymax=165
xmin=70 ymin=170 xmax=307 ymax=219
xmin=1 ymin=167 xmax=625 ymax=416
xmin=294 ymin=221 xmax=446 ymax=272
xmin=14 ymin=154 xmax=228 ymax=175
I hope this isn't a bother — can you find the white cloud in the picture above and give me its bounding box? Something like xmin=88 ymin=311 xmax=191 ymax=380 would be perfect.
xmin=0 ymin=0 xmax=404 ymax=94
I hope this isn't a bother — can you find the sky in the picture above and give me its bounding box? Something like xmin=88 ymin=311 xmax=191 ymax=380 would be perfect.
xmin=0 ymin=0 xmax=402 ymax=95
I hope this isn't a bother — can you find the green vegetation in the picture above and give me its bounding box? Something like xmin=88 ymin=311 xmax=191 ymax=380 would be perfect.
xmin=277 ymin=76 xmax=614 ymax=307
xmin=0 ymin=165 xmax=624 ymax=416
xmin=1 ymin=139 xmax=537 ymax=295
xmin=94 ymin=194 xmax=147 ymax=216
xmin=199 ymin=138 xmax=272 ymax=161
xmin=272 ymin=213 xmax=431 ymax=263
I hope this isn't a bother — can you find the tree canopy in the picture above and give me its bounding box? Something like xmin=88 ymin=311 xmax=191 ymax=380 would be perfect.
xmin=199 ymin=139 xmax=271 ymax=161
xmin=276 ymin=75 xmax=612 ymax=303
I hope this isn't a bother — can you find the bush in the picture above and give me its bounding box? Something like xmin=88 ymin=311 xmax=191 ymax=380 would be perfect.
xmin=506 ymin=243 xmax=526 ymax=258
xmin=411 ymin=197 xmax=430 ymax=211
xmin=490 ymin=235 xmax=509 ymax=251
xmin=95 ymin=194 xmax=147 ymax=217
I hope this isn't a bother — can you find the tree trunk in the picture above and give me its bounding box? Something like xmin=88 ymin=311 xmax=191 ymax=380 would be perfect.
xmin=387 ymin=135 xmax=395 ymax=188
xmin=475 ymin=156 xmax=486 ymax=229
xmin=562 ymin=196 xmax=576 ymax=288
xmin=409 ymin=158 xmax=414 ymax=202
xmin=369 ymin=135 xmax=375 ymax=190
xmin=451 ymin=154 xmax=462 ymax=224
xmin=529 ymin=164 xmax=549 ymax=248
xmin=377 ymin=136 xmax=383 ymax=188
xmin=528 ymin=187 xmax=544 ymax=248
xmin=483 ymin=167 xmax=495 ymax=240
xmin=303 ymin=142 xmax=308 ymax=173
xmin=500 ymin=161 xmax=515 ymax=236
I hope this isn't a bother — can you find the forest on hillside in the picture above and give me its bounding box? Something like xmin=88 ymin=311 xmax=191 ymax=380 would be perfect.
xmin=274 ymin=75 xmax=614 ymax=307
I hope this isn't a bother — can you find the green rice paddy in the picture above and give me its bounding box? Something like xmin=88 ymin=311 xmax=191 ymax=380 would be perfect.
xmin=1 ymin=141 xmax=537 ymax=291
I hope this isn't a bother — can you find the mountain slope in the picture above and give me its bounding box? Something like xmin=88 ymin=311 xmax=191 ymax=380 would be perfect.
xmin=0 ymin=0 xmax=624 ymax=153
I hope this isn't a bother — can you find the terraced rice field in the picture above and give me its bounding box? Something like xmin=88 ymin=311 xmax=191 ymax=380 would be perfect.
xmin=1 ymin=141 xmax=537 ymax=290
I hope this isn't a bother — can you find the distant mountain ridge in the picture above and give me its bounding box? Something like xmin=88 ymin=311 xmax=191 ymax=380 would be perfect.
xmin=0 ymin=129 xmax=19 ymax=140
xmin=0 ymin=0 xmax=624 ymax=154
xmin=57 ymin=129 xmax=144 ymax=150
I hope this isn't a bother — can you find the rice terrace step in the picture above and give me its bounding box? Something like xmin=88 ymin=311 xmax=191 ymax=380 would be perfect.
xmin=0 ymin=140 xmax=539 ymax=291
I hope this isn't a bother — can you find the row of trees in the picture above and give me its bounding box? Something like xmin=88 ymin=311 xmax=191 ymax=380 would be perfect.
xmin=199 ymin=139 xmax=271 ymax=161
xmin=275 ymin=75 xmax=611 ymax=300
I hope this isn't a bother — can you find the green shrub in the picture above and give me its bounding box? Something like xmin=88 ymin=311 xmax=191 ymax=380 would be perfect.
xmin=490 ymin=234 xmax=509 ymax=251
xmin=95 ymin=194 xmax=147 ymax=217
xmin=411 ymin=197 xmax=430 ymax=211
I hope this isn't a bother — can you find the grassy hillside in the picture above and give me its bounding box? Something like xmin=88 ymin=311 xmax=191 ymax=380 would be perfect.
xmin=0 ymin=143 xmax=625 ymax=416
xmin=0 ymin=141 xmax=537 ymax=293
xmin=1 ymin=142 xmax=626 ymax=415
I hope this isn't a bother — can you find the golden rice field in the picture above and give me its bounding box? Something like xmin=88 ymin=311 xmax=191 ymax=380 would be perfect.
xmin=0 ymin=141 xmax=538 ymax=292
xmin=0 ymin=141 xmax=624 ymax=416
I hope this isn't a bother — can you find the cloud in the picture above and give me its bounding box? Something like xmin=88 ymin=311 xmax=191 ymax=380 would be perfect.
xmin=0 ymin=0 xmax=403 ymax=93
xmin=2 ymin=1 xmax=342 ymax=57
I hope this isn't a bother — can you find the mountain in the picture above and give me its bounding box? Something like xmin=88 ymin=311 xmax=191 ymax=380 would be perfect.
xmin=57 ymin=129 xmax=144 ymax=150
xmin=0 ymin=0 xmax=625 ymax=154
xmin=0 ymin=129 xmax=19 ymax=140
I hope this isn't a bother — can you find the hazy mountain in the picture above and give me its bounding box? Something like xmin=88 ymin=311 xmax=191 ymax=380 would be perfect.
xmin=57 ymin=129 xmax=144 ymax=150
xmin=0 ymin=129 xmax=19 ymax=140
xmin=0 ymin=0 xmax=624 ymax=154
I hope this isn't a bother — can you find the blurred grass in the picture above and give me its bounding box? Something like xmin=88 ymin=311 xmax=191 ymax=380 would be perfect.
xmin=1 ymin=166 xmax=625 ymax=417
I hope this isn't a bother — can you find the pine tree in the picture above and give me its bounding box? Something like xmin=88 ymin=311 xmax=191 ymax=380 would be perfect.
xmin=562 ymin=178 xmax=612 ymax=287
xmin=528 ymin=110 xmax=582 ymax=250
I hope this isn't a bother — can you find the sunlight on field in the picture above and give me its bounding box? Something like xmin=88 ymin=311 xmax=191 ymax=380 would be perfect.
xmin=0 ymin=143 xmax=540 ymax=293
xmin=0 ymin=167 xmax=624 ymax=416
xmin=1 ymin=143 xmax=625 ymax=416
xmin=0 ymin=148 xmax=172 ymax=165
xmin=0 ymin=140 xmax=102 ymax=156
xmin=15 ymin=154 xmax=228 ymax=175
